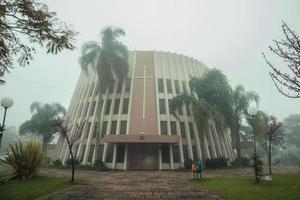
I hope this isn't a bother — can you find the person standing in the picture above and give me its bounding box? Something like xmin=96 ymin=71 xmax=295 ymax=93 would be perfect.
xmin=196 ymin=160 xmax=202 ymax=179
xmin=192 ymin=160 xmax=196 ymax=179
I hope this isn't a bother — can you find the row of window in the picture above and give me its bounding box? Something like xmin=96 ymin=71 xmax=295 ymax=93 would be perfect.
xmin=158 ymin=79 xmax=188 ymax=94
xmin=159 ymin=99 xmax=191 ymax=115
xmin=104 ymin=98 xmax=129 ymax=115
xmin=160 ymin=121 xmax=195 ymax=140
xmin=81 ymin=120 xmax=127 ymax=140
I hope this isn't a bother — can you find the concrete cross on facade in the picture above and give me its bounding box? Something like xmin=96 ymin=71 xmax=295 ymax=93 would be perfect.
xmin=135 ymin=65 xmax=154 ymax=134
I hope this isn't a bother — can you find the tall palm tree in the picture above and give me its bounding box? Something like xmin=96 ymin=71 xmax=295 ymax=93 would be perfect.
xmin=79 ymin=26 xmax=129 ymax=161
xmin=19 ymin=102 xmax=66 ymax=153
xmin=231 ymin=85 xmax=259 ymax=162
xmin=170 ymin=69 xmax=233 ymax=158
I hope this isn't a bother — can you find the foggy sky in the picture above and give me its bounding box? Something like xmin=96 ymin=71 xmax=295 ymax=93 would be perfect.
xmin=1 ymin=0 xmax=300 ymax=129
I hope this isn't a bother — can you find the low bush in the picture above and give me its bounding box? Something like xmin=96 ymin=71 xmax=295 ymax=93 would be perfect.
xmin=0 ymin=140 xmax=46 ymax=180
xmin=231 ymin=157 xmax=251 ymax=167
xmin=51 ymin=159 xmax=62 ymax=167
xmin=205 ymin=157 xmax=228 ymax=169
xmin=65 ymin=159 xmax=80 ymax=167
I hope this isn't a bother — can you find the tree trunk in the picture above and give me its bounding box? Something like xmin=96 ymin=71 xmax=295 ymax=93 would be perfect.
xmin=268 ymin=137 xmax=272 ymax=175
xmin=69 ymin=146 xmax=75 ymax=183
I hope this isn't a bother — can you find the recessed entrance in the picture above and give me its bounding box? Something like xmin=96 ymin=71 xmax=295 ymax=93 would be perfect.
xmin=128 ymin=144 xmax=158 ymax=170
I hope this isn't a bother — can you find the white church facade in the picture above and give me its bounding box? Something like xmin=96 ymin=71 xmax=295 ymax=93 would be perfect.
xmin=55 ymin=51 xmax=235 ymax=170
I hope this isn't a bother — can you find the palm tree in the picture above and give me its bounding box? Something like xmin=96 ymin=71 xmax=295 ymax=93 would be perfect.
xmin=231 ymin=85 xmax=259 ymax=163
xmin=19 ymin=102 xmax=66 ymax=153
xmin=170 ymin=69 xmax=233 ymax=158
xmin=79 ymin=26 xmax=129 ymax=161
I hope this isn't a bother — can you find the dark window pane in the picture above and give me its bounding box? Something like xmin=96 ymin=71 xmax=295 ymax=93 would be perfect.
xmin=113 ymin=99 xmax=120 ymax=114
xmin=117 ymin=80 xmax=123 ymax=93
xmin=170 ymin=121 xmax=177 ymax=135
xmin=88 ymin=145 xmax=95 ymax=162
xmin=161 ymin=145 xmax=170 ymax=163
xmin=158 ymin=79 xmax=164 ymax=93
xmin=160 ymin=121 xmax=168 ymax=135
xmin=95 ymin=82 xmax=100 ymax=95
xmin=83 ymin=102 xmax=90 ymax=117
xmin=116 ymin=144 xmax=125 ymax=162
xmin=125 ymin=78 xmax=131 ymax=92
xmin=93 ymin=122 xmax=99 ymax=138
xmin=109 ymin=80 xmax=115 ymax=93
xmin=101 ymin=121 xmax=108 ymax=138
xmin=84 ymin=84 xmax=89 ymax=97
xmin=182 ymin=81 xmax=187 ymax=93
xmin=178 ymin=106 xmax=183 ymax=115
xmin=105 ymin=100 xmax=111 ymax=115
xmin=122 ymin=99 xmax=129 ymax=114
xmin=78 ymin=103 xmax=83 ymax=117
xmin=159 ymin=99 xmax=166 ymax=114
xmin=89 ymin=83 xmax=95 ymax=97
xmin=192 ymin=145 xmax=198 ymax=160
xmin=174 ymin=80 xmax=180 ymax=94
xmin=189 ymin=123 xmax=195 ymax=139
xmin=166 ymin=79 xmax=172 ymax=93
xmin=111 ymin=121 xmax=117 ymax=135
xmin=183 ymin=145 xmax=189 ymax=160
xmin=97 ymin=145 xmax=104 ymax=161
xmin=173 ymin=145 xmax=180 ymax=163
xmin=85 ymin=122 xmax=91 ymax=138
xmin=90 ymin=101 xmax=96 ymax=116
xmin=180 ymin=122 xmax=186 ymax=139
xmin=168 ymin=99 xmax=175 ymax=115
xmin=106 ymin=144 xmax=114 ymax=162
xmin=80 ymin=145 xmax=86 ymax=162
xmin=186 ymin=104 xmax=191 ymax=116
xmin=120 ymin=121 xmax=127 ymax=135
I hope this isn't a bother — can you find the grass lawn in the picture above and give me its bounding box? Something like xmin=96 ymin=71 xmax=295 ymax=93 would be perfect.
xmin=195 ymin=173 xmax=300 ymax=200
xmin=0 ymin=176 xmax=71 ymax=200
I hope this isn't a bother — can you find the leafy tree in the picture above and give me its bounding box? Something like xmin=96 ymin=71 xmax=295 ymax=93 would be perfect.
xmin=51 ymin=118 xmax=86 ymax=183
xmin=170 ymin=69 xmax=233 ymax=158
xmin=79 ymin=26 xmax=129 ymax=161
xmin=281 ymin=114 xmax=300 ymax=164
xmin=231 ymin=85 xmax=259 ymax=163
xmin=263 ymin=21 xmax=300 ymax=98
xmin=0 ymin=0 xmax=76 ymax=84
xmin=19 ymin=102 xmax=66 ymax=152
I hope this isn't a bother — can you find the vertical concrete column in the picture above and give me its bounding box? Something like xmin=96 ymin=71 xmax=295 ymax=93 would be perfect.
xmin=158 ymin=145 xmax=162 ymax=170
xmin=211 ymin=123 xmax=222 ymax=157
xmin=203 ymin=131 xmax=211 ymax=159
xmin=207 ymin=128 xmax=217 ymax=158
xmin=112 ymin=144 xmax=117 ymax=169
xmin=123 ymin=144 xmax=128 ymax=170
xmin=169 ymin=144 xmax=174 ymax=169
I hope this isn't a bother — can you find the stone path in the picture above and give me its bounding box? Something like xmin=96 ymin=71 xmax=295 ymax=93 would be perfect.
xmin=36 ymin=169 xmax=224 ymax=200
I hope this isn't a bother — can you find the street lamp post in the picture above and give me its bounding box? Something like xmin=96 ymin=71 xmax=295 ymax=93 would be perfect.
xmin=247 ymin=105 xmax=259 ymax=183
xmin=0 ymin=97 xmax=14 ymax=150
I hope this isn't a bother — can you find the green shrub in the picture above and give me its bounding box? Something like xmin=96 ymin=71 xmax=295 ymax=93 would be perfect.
xmin=65 ymin=158 xmax=79 ymax=167
xmin=93 ymin=160 xmax=107 ymax=170
xmin=51 ymin=159 xmax=62 ymax=167
xmin=0 ymin=140 xmax=46 ymax=180
xmin=205 ymin=157 xmax=228 ymax=169
xmin=231 ymin=156 xmax=251 ymax=167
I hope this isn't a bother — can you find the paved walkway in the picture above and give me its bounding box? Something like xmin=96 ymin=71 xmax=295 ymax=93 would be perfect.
xmin=36 ymin=169 xmax=224 ymax=200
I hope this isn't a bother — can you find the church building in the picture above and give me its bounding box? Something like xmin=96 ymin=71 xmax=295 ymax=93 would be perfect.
xmin=55 ymin=51 xmax=235 ymax=170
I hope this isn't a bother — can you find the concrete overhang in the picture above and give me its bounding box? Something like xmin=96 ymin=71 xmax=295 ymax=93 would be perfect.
xmin=103 ymin=135 xmax=180 ymax=144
